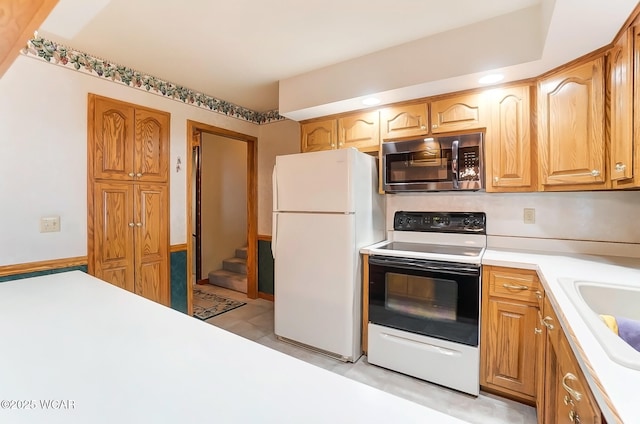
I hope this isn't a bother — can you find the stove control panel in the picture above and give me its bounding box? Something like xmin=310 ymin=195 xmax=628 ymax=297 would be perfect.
xmin=393 ymin=211 xmax=486 ymax=234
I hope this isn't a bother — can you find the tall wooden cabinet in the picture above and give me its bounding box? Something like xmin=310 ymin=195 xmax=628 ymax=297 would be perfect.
xmin=88 ymin=94 xmax=170 ymax=306
xmin=537 ymin=56 xmax=608 ymax=190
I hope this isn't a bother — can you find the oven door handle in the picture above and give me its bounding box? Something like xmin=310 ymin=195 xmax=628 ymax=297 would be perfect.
xmin=369 ymin=256 xmax=480 ymax=276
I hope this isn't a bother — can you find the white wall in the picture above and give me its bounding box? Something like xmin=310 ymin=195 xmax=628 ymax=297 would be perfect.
xmin=386 ymin=191 xmax=640 ymax=244
xmin=257 ymin=119 xmax=301 ymax=235
xmin=200 ymin=133 xmax=247 ymax=276
xmin=0 ymin=55 xmax=258 ymax=266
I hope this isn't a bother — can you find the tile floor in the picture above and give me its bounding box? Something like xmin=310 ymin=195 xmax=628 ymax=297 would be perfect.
xmin=196 ymin=283 xmax=537 ymax=424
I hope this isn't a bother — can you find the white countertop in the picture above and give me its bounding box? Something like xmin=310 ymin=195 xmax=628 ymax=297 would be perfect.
xmin=483 ymin=242 xmax=640 ymax=424
xmin=0 ymin=271 xmax=469 ymax=424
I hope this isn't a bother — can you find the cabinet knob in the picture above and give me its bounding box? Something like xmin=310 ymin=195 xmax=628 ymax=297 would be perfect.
xmin=331 ymin=143 xmax=336 ymax=148
xmin=136 ymin=222 xmax=142 ymax=227
xmin=128 ymin=173 xmax=135 ymax=177
xmin=615 ymin=162 xmax=626 ymax=172
xmin=420 ymin=125 xmax=426 ymax=130
xmin=493 ymin=176 xmax=499 ymax=183
xmin=563 ymin=395 xmax=575 ymax=407
xmin=535 ymin=290 xmax=542 ymax=299
xmin=590 ymin=169 xmax=600 ymax=177
xmin=128 ymin=222 xmax=135 ymax=227
xmin=569 ymin=409 xmax=581 ymax=423
xmin=432 ymin=124 xmax=438 ymax=129
xmin=534 ymin=327 xmax=542 ymax=335
xmin=338 ymin=141 xmax=344 ymax=147
xmin=136 ymin=173 xmax=143 ymax=178
xmin=541 ymin=316 xmax=554 ymax=330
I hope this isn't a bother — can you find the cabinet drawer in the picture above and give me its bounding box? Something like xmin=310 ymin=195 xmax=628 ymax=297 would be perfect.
xmin=488 ymin=267 xmax=541 ymax=303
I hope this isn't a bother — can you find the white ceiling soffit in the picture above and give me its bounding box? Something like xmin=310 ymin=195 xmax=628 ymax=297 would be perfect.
xmin=279 ymin=0 xmax=639 ymax=121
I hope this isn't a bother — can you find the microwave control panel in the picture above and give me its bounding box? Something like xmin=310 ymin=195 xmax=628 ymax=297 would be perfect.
xmin=393 ymin=211 xmax=486 ymax=234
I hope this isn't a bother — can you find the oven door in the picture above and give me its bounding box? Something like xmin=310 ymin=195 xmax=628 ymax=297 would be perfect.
xmin=368 ymin=255 xmax=480 ymax=347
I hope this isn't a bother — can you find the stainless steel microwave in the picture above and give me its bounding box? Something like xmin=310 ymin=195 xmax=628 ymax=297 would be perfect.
xmin=381 ymin=132 xmax=484 ymax=192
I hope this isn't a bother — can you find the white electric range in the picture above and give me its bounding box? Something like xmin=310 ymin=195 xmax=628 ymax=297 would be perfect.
xmin=361 ymin=211 xmax=487 ymax=396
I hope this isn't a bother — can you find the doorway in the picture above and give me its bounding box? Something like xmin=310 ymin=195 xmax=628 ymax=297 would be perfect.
xmin=186 ymin=120 xmax=258 ymax=317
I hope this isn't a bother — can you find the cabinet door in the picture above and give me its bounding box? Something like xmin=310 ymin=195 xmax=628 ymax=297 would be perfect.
xmin=610 ymin=28 xmax=634 ymax=182
xmin=431 ymin=93 xmax=486 ymax=134
xmin=134 ymin=184 xmax=169 ymax=306
xmin=134 ymin=107 xmax=169 ymax=183
xmin=301 ymin=119 xmax=337 ymax=152
xmin=338 ymin=111 xmax=379 ymax=151
xmin=538 ymin=57 xmax=607 ymax=189
xmin=92 ymin=182 xmax=135 ymax=292
xmin=379 ymin=103 xmax=428 ymax=140
xmin=91 ymin=96 xmax=136 ymax=181
xmin=486 ymin=85 xmax=534 ymax=191
xmin=0 ymin=0 xmax=58 ymax=77
xmin=484 ymin=298 xmax=538 ymax=399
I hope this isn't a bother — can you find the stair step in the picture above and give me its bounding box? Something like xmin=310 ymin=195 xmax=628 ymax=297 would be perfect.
xmin=223 ymin=257 xmax=247 ymax=275
xmin=208 ymin=269 xmax=247 ymax=293
xmin=235 ymin=246 xmax=248 ymax=259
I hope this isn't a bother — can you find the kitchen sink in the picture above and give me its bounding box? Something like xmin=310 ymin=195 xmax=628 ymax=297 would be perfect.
xmin=558 ymin=278 xmax=640 ymax=370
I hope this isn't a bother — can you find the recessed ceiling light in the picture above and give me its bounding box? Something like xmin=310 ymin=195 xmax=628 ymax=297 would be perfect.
xmin=478 ymin=74 xmax=504 ymax=84
xmin=362 ymin=97 xmax=381 ymax=106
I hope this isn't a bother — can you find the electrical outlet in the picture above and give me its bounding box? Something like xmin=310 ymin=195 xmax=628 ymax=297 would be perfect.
xmin=40 ymin=216 xmax=60 ymax=233
xmin=523 ymin=208 xmax=535 ymax=224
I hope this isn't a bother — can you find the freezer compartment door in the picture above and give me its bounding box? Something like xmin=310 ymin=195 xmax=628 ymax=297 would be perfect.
xmin=274 ymin=149 xmax=354 ymax=213
xmin=274 ymin=212 xmax=360 ymax=360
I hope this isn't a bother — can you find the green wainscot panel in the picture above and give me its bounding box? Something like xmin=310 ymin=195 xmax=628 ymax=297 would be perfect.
xmin=258 ymin=239 xmax=274 ymax=295
xmin=0 ymin=265 xmax=88 ymax=283
xmin=170 ymin=250 xmax=188 ymax=314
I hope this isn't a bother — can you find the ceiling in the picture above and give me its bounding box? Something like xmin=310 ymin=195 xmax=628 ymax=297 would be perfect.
xmin=38 ymin=0 xmax=638 ymax=120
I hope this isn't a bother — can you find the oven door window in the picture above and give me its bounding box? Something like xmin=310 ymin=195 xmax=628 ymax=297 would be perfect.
xmin=368 ymin=259 xmax=480 ymax=347
xmin=385 ymin=147 xmax=452 ymax=184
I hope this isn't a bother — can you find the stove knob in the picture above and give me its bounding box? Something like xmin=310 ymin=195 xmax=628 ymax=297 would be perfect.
xmin=463 ymin=218 xmax=470 ymax=226
xmin=472 ymin=219 xmax=481 ymax=227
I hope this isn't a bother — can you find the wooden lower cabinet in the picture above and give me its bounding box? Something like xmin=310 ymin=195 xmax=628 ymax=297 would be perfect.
xmin=91 ymin=181 xmax=170 ymax=305
xmin=482 ymin=266 xmax=604 ymax=422
xmin=542 ymin=295 xmax=602 ymax=424
xmin=481 ymin=266 xmax=541 ymax=403
xmin=482 ymin=298 xmax=538 ymax=399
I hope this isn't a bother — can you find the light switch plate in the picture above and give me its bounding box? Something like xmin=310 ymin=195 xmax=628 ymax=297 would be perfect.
xmin=40 ymin=216 xmax=60 ymax=232
xmin=523 ymin=208 xmax=535 ymax=224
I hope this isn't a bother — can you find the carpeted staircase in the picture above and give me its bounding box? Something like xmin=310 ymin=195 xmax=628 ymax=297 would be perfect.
xmin=208 ymin=246 xmax=247 ymax=293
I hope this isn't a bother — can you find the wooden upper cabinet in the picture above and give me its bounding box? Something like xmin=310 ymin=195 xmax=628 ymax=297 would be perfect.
xmin=338 ymin=111 xmax=379 ymax=152
xmin=537 ymin=57 xmax=608 ymax=190
xmin=485 ymin=85 xmax=535 ymax=192
xmin=134 ymin=107 xmax=169 ymax=183
xmin=92 ymin=96 xmax=136 ymax=181
xmin=610 ymin=27 xmax=634 ymax=183
xmin=301 ymin=119 xmax=337 ymax=152
xmin=379 ymin=103 xmax=428 ymax=140
xmin=91 ymin=95 xmax=169 ymax=183
xmin=0 ymin=0 xmax=58 ymax=78
xmin=430 ymin=92 xmax=486 ymax=134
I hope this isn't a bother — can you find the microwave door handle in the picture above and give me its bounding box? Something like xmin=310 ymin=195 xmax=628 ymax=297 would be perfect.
xmin=451 ymin=139 xmax=459 ymax=189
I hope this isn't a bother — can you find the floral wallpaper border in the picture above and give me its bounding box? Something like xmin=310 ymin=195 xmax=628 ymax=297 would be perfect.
xmin=21 ymin=37 xmax=285 ymax=125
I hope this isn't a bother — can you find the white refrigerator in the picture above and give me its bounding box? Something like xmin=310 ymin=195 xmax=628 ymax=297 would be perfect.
xmin=272 ymin=148 xmax=385 ymax=362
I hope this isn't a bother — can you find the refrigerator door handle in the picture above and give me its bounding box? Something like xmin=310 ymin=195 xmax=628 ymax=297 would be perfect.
xmin=272 ymin=165 xmax=278 ymax=258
